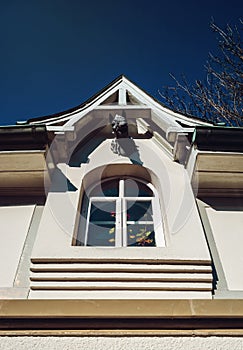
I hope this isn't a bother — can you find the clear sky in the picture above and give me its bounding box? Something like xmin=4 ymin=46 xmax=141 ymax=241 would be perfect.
xmin=0 ymin=0 xmax=242 ymax=125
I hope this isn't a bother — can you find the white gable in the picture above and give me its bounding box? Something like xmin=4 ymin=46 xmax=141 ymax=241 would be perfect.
xmin=28 ymin=75 xmax=212 ymax=137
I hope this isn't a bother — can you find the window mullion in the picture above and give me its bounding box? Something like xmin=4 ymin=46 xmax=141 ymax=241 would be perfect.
xmin=122 ymin=199 xmax=127 ymax=247
xmin=119 ymin=179 xmax=125 ymax=197
xmin=84 ymin=199 xmax=92 ymax=246
xmin=118 ymin=179 xmax=125 ymax=247
xmin=116 ymin=198 xmax=122 ymax=247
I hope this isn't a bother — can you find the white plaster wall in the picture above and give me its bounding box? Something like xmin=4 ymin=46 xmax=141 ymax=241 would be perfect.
xmin=0 ymin=336 xmax=243 ymax=350
xmin=29 ymin=137 xmax=212 ymax=299
xmin=0 ymin=205 xmax=34 ymax=287
xmin=206 ymin=208 xmax=243 ymax=290
xmin=32 ymin=138 xmax=211 ymax=262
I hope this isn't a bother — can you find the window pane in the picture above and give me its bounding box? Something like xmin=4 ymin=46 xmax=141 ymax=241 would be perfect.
xmin=127 ymin=224 xmax=155 ymax=246
xmin=89 ymin=180 xmax=119 ymax=197
xmin=90 ymin=201 xmax=116 ymax=222
xmin=87 ymin=223 xmax=115 ymax=246
xmin=87 ymin=201 xmax=116 ymax=246
xmin=124 ymin=179 xmax=153 ymax=197
xmin=127 ymin=200 xmax=153 ymax=221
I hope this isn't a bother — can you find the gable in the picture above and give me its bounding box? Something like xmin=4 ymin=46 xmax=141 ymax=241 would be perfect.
xmin=27 ymin=75 xmax=212 ymax=130
xmin=24 ymin=75 xmax=212 ymax=167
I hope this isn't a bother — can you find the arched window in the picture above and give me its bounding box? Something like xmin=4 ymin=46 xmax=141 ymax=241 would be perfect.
xmin=77 ymin=177 xmax=165 ymax=247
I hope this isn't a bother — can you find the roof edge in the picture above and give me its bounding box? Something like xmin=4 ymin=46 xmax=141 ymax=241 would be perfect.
xmin=26 ymin=74 xmax=126 ymax=124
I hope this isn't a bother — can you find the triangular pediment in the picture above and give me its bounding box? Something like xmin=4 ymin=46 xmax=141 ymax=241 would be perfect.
xmin=27 ymin=75 xmax=212 ymax=136
xmin=100 ymin=91 xmax=119 ymax=105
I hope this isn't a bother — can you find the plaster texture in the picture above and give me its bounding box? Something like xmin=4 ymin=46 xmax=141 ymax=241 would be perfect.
xmin=0 ymin=336 xmax=243 ymax=350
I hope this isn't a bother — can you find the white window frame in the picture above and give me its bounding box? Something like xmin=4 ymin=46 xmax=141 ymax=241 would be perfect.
xmin=79 ymin=177 xmax=165 ymax=247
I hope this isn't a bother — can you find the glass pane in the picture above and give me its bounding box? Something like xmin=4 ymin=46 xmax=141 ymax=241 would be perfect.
xmin=127 ymin=200 xmax=153 ymax=221
xmin=124 ymin=179 xmax=153 ymax=197
xmin=89 ymin=180 xmax=119 ymax=197
xmin=87 ymin=201 xmax=116 ymax=246
xmin=127 ymin=224 xmax=155 ymax=246
xmin=90 ymin=201 xmax=116 ymax=222
xmin=87 ymin=223 xmax=115 ymax=246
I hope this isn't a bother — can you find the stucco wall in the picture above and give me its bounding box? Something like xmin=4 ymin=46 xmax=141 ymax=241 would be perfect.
xmin=0 ymin=336 xmax=243 ymax=350
xmin=206 ymin=208 xmax=243 ymax=290
xmin=32 ymin=138 xmax=211 ymax=262
xmin=0 ymin=205 xmax=35 ymax=287
xmin=29 ymin=137 xmax=212 ymax=299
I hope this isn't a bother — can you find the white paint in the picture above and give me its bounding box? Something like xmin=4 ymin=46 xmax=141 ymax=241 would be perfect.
xmin=0 ymin=206 xmax=34 ymax=287
xmin=37 ymin=76 xmax=211 ymax=132
xmin=32 ymin=138 xmax=211 ymax=262
xmin=30 ymin=136 xmax=211 ymax=298
xmin=118 ymin=88 xmax=126 ymax=105
xmin=206 ymin=208 xmax=243 ymax=290
xmin=29 ymin=290 xmax=212 ymax=299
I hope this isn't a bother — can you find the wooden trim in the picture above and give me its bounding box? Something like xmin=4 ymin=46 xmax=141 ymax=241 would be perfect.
xmin=1 ymin=299 xmax=243 ymax=318
xmin=1 ymin=300 xmax=243 ymax=334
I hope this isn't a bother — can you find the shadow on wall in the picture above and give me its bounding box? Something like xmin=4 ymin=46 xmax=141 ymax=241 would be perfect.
xmin=110 ymin=137 xmax=143 ymax=165
xmin=69 ymin=134 xmax=144 ymax=167
xmin=69 ymin=136 xmax=106 ymax=167
xmin=49 ymin=168 xmax=78 ymax=193
xmin=50 ymin=132 xmax=145 ymax=193
xmin=198 ymin=196 xmax=243 ymax=211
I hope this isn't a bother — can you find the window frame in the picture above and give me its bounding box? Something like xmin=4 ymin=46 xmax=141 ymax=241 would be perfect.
xmin=78 ymin=177 xmax=165 ymax=247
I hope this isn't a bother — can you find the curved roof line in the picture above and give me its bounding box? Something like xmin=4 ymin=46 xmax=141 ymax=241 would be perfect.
xmin=26 ymin=74 xmax=213 ymax=126
xmin=27 ymin=75 xmax=126 ymax=124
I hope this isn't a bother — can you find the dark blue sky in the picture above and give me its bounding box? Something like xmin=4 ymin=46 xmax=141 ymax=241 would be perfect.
xmin=0 ymin=0 xmax=242 ymax=125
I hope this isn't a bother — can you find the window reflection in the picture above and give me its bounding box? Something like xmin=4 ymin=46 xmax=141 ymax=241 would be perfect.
xmin=78 ymin=177 xmax=161 ymax=247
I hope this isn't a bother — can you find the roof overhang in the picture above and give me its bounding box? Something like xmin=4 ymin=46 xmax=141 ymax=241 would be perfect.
xmin=184 ymin=127 xmax=243 ymax=196
xmin=24 ymin=76 xmax=212 ymax=139
xmin=0 ymin=125 xmax=50 ymax=197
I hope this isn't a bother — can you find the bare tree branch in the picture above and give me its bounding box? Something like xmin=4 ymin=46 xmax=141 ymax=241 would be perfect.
xmin=159 ymin=20 xmax=243 ymax=126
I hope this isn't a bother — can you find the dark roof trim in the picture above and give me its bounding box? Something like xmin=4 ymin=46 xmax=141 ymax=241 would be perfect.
xmin=0 ymin=125 xmax=48 ymax=151
xmin=193 ymin=126 xmax=243 ymax=152
xmin=27 ymin=74 xmax=126 ymax=124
